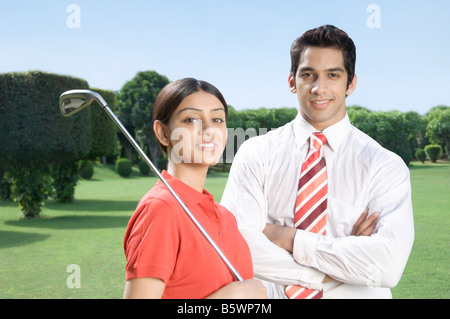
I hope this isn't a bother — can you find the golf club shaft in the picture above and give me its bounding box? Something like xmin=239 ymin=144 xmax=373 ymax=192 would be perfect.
xmin=102 ymin=105 xmax=244 ymax=282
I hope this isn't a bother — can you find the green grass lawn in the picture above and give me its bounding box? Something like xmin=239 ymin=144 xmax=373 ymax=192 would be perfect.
xmin=0 ymin=162 xmax=448 ymax=299
xmin=391 ymin=160 xmax=450 ymax=299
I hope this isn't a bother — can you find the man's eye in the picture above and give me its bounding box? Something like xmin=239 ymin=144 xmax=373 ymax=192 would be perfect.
xmin=329 ymin=73 xmax=339 ymax=78
xmin=301 ymin=73 xmax=313 ymax=78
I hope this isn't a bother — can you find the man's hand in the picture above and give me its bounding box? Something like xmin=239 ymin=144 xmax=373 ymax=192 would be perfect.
xmin=351 ymin=208 xmax=380 ymax=236
xmin=263 ymin=209 xmax=380 ymax=253
xmin=263 ymin=209 xmax=380 ymax=285
xmin=263 ymin=223 xmax=296 ymax=252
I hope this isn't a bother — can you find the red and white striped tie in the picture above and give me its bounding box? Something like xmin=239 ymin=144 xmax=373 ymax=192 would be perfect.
xmin=286 ymin=132 xmax=328 ymax=299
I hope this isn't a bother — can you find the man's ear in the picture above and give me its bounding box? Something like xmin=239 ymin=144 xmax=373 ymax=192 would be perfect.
xmin=346 ymin=74 xmax=357 ymax=96
xmin=153 ymin=120 xmax=170 ymax=147
xmin=288 ymin=73 xmax=296 ymax=93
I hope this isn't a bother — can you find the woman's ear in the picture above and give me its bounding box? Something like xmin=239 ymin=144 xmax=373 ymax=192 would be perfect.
xmin=153 ymin=120 xmax=170 ymax=147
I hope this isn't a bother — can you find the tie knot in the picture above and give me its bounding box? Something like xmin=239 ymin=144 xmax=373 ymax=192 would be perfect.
xmin=311 ymin=132 xmax=327 ymax=149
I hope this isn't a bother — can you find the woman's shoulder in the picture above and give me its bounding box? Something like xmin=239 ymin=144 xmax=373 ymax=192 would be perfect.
xmin=138 ymin=185 xmax=174 ymax=206
xmin=130 ymin=186 xmax=182 ymax=225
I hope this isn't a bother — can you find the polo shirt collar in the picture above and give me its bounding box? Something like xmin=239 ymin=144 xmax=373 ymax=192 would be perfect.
xmin=157 ymin=170 xmax=214 ymax=207
xmin=293 ymin=112 xmax=352 ymax=152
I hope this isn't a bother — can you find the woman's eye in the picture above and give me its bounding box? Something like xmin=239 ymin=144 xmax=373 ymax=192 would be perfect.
xmin=213 ymin=118 xmax=224 ymax=123
xmin=183 ymin=118 xmax=197 ymax=123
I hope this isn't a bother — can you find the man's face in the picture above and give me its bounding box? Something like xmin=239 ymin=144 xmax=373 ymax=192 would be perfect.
xmin=289 ymin=46 xmax=356 ymax=131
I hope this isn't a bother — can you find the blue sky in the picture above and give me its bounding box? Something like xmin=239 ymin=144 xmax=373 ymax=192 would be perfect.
xmin=1 ymin=0 xmax=449 ymax=114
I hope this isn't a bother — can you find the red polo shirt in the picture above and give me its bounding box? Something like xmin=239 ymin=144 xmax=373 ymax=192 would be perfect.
xmin=123 ymin=171 xmax=253 ymax=299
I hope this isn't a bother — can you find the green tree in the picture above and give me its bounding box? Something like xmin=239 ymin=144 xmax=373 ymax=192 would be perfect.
xmin=349 ymin=109 xmax=413 ymax=166
xmin=116 ymin=71 xmax=169 ymax=164
xmin=426 ymin=106 xmax=450 ymax=157
xmin=404 ymin=111 xmax=428 ymax=157
xmin=269 ymin=107 xmax=298 ymax=129
xmin=223 ymin=106 xmax=297 ymax=168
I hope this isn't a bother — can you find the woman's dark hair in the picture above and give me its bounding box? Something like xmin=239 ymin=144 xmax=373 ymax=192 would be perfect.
xmin=290 ymin=25 xmax=356 ymax=89
xmin=152 ymin=78 xmax=228 ymax=153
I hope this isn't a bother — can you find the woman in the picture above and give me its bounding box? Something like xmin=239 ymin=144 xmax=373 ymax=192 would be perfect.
xmin=123 ymin=78 xmax=267 ymax=299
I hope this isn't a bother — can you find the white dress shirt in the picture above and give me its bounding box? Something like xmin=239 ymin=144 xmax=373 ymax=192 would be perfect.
xmin=221 ymin=113 xmax=414 ymax=299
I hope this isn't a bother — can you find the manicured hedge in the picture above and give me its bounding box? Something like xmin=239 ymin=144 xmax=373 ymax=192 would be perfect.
xmin=425 ymin=144 xmax=442 ymax=163
xmin=115 ymin=158 xmax=132 ymax=177
xmin=87 ymin=88 xmax=117 ymax=159
xmin=0 ymin=71 xmax=97 ymax=216
xmin=0 ymin=71 xmax=91 ymax=167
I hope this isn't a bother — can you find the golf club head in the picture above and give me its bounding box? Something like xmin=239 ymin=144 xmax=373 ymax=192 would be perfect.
xmin=59 ymin=89 xmax=107 ymax=117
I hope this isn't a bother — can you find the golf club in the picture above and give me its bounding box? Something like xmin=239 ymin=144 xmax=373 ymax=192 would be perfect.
xmin=59 ymin=89 xmax=244 ymax=282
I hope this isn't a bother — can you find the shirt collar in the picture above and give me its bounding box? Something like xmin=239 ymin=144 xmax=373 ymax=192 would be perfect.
xmin=156 ymin=170 xmax=214 ymax=207
xmin=293 ymin=112 xmax=352 ymax=152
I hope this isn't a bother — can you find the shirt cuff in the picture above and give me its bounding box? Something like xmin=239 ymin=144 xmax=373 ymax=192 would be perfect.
xmin=293 ymin=230 xmax=325 ymax=289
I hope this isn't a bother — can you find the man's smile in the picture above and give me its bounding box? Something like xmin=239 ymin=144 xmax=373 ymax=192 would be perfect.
xmin=311 ymin=99 xmax=332 ymax=108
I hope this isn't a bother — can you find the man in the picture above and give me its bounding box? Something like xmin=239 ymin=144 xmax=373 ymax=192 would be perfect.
xmin=221 ymin=25 xmax=414 ymax=298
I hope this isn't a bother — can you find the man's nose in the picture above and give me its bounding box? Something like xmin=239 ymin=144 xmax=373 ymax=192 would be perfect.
xmin=311 ymin=77 xmax=327 ymax=95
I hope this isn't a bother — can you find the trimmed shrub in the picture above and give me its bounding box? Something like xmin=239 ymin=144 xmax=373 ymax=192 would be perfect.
xmin=116 ymin=158 xmax=132 ymax=177
xmin=88 ymin=88 xmax=118 ymax=159
xmin=0 ymin=71 xmax=91 ymax=167
xmin=0 ymin=71 xmax=90 ymax=217
xmin=79 ymin=160 xmax=94 ymax=180
xmin=138 ymin=160 xmax=150 ymax=176
xmin=424 ymin=144 xmax=442 ymax=163
xmin=52 ymin=162 xmax=79 ymax=203
xmin=0 ymin=169 xmax=11 ymax=200
xmin=9 ymin=164 xmax=53 ymax=218
xmin=415 ymin=148 xmax=426 ymax=163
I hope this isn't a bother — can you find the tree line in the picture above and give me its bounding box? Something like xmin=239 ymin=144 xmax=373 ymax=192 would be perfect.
xmin=0 ymin=70 xmax=448 ymax=218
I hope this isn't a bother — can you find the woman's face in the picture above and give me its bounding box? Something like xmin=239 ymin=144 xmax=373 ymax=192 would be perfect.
xmin=164 ymin=90 xmax=227 ymax=166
